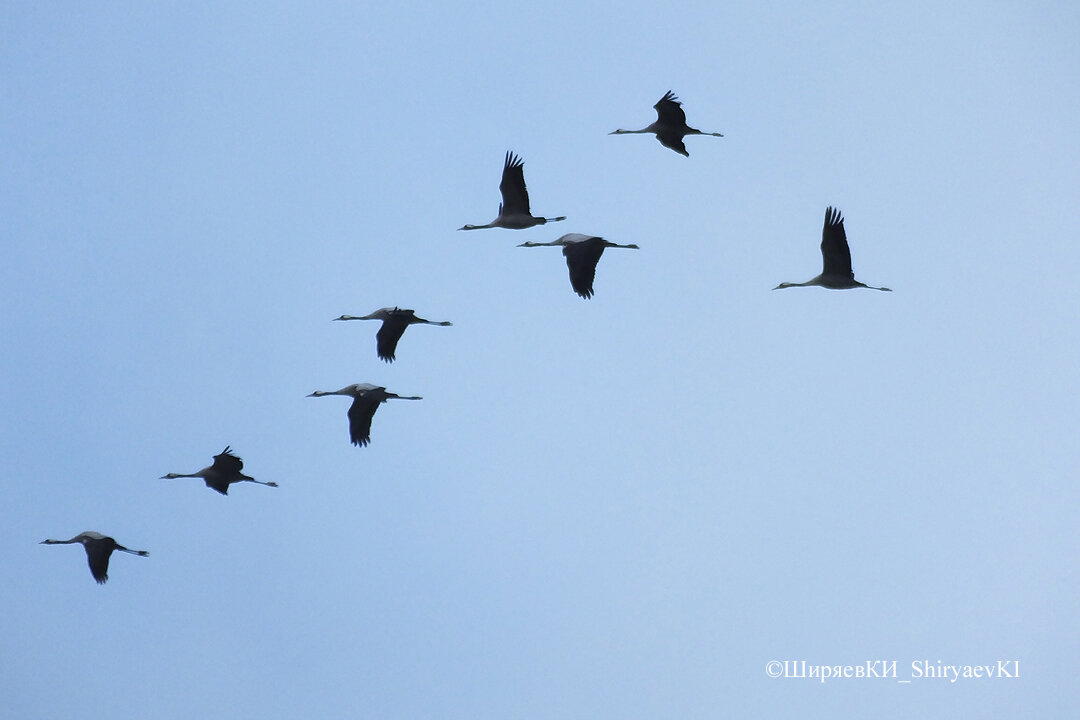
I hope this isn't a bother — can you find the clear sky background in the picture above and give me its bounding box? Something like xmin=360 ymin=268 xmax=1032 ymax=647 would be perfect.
xmin=3 ymin=2 xmax=1078 ymax=718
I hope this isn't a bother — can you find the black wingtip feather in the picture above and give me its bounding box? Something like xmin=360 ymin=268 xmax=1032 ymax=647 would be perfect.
xmin=504 ymin=150 xmax=523 ymax=169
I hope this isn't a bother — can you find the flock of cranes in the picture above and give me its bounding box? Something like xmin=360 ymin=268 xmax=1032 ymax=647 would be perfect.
xmin=42 ymin=90 xmax=892 ymax=583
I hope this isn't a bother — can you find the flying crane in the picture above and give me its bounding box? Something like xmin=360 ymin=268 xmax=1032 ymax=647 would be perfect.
xmin=518 ymin=233 xmax=639 ymax=299
xmin=459 ymin=151 xmax=566 ymax=230
xmin=308 ymin=384 xmax=422 ymax=447
xmin=610 ymin=91 xmax=723 ymax=156
xmin=40 ymin=531 xmax=148 ymax=584
xmin=161 ymin=447 xmax=278 ymax=495
xmin=333 ymin=307 xmax=452 ymax=363
xmin=773 ymin=207 xmax=892 ymax=291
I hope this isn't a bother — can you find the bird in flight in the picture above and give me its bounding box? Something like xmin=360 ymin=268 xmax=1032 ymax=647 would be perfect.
xmin=40 ymin=531 xmax=148 ymax=584
xmin=610 ymin=91 xmax=723 ymax=157
xmin=459 ymin=151 xmax=566 ymax=230
xmin=333 ymin=307 xmax=452 ymax=363
xmin=161 ymin=447 xmax=278 ymax=495
xmin=518 ymin=233 xmax=640 ymax=299
xmin=774 ymin=207 xmax=892 ymax=291
xmin=307 ymin=383 xmax=422 ymax=447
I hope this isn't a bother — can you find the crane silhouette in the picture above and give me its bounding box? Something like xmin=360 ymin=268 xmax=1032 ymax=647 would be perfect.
xmin=161 ymin=446 xmax=278 ymax=495
xmin=518 ymin=233 xmax=640 ymax=299
xmin=459 ymin=151 xmax=566 ymax=230
xmin=307 ymin=383 xmax=422 ymax=447
xmin=610 ymin=91 xmax=723 ymax=156
xmin=333 ymin=307 xmax=452 ymax=363
xmin=774 ymin=207 xmax=892 ymax=291
xmin=40 ymin=531 xmax=148 ymax=584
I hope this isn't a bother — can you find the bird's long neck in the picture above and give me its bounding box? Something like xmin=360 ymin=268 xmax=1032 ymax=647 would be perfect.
xmin=387 ymin=394 xmax=422 ymax=401
xmin=165 ymin=472 xmax=205 ymax=478
xmin=116 ymin=546 xmax=149 ymax=556
xmin=606 ymin=242 xmax=640 ymax=249
xmin=773 ymin=281 xmax=815 ymax=290
xmin=542 ymin=215 xmax=567 ymax=223
xmin=41 ymin=538 xmax=78 ymax=545
xmin=610 ymin=128 xmax=652 ymax=135
xmin=459 ymin=223 xmax=494 ymax=231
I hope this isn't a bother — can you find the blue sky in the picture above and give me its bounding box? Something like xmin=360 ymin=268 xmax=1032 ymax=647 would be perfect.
xmin=3 ymin=2 xmax=1078 ymax=718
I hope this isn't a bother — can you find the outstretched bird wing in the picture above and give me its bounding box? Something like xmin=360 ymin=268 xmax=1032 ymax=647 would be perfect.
xmin=654 ymin=91 xmax=687 ymax=127
xmin=375 ymin=320 xmax=408 ymax=363
xmin=85 ymin=540 xmax=113 ymax=584
xmin=655 ymin=131 xmax=689 ymax=157
xmin=212 ymin=447 xmax=245 ymax=475
xmin=820 ymin=206 xmax=854 ymax=279
xmin=499 ymin=151 xmax=531 ymax=215
xmin=347 ymin=395 xmax=379 ymax=446
xmin=563 ymin=238 xmax=606 ymax=299
xmin=204 ymin=478 xmax=231 ymax=495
